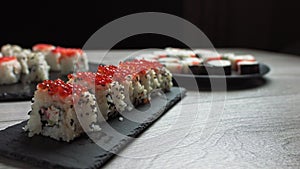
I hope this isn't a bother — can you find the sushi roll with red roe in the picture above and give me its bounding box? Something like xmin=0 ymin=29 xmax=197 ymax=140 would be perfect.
xmin=120 ymin=59 xmax=172 ymax=93
xmin=0 ymin=56 xmax=22 ymax=84
xmin=32 ymin=44 xmax=55 ymax=53
xmin=1 ymin=44 xmax=22 ymax=56
xmin=24 ymin=79 xmax=100 ymax=142
xmin=55 ymin=47 xmax=89 ymax=75
xmin=68 ymin=69 xmax=127 ymax=120
xmin=1 ymin=44 xmax=30 ymax=74
xmin=44 ymin=46 xmax=61 ymax=71
xmin=97 ymin=65 xmax=128 ymax=115
xmin=116 ymin=61 xmax=149 ymax=106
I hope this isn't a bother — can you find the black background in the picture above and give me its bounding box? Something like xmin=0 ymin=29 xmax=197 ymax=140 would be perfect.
xmin=0 ymin=0 xmax=299 ymax=55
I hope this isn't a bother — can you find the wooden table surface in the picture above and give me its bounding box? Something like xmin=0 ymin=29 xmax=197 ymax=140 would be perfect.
xmin=0 ymin=48 xmax=299 ymax=169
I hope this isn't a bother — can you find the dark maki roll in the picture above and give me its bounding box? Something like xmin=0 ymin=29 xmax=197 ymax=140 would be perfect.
xmin=206 ymin=60 xmax=232 ymax=75
xmin=237 ymin=61 xmax=260 ymax=74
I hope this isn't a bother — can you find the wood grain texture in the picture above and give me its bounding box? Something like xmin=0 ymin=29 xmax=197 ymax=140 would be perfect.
xmin=0 ymin=48 xmax=299 ymax=169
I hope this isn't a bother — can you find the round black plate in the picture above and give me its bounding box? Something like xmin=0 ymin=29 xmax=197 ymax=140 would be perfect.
xmin=0 ymin=62 xmax=100 ymax=102
xmin=172 ymin=63 xmax=270 ymax=79
xmin=172 ymin=63 xmax=270 ymax=90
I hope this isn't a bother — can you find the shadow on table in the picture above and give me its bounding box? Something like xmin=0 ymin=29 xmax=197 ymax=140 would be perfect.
xmin=172 ymin=77 xmax=270 ymax=91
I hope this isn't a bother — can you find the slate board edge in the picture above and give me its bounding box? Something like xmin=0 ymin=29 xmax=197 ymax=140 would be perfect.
xmin=0 ymin=87 xmax=187 ymax=169
xmin=95 ymin=87 xmax=187 ymax=169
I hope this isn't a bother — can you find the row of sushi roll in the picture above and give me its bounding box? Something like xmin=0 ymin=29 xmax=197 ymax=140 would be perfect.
xmin=0 ymin=44 xmax=49 ymax=84
xmin=0 ymin=44 xmax=89 ymax=85
xmin=135 ymin=47 xmax=260 ymax=75
xmin=24 ymin=59 xmax=173 ymax=142
xmin=33 ymin=44 xmax=89 ymax=74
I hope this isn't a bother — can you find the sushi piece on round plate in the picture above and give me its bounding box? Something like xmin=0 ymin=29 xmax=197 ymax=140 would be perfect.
xmin=181 ymin=57 xmax=203 ymax=74
xmin=229 ymin=54 xmax=256 ymax=70
xmin=206 ymin=60 xmax=232 ymax=75
xmin=0 ymin=56 xmax=22 ymax=85
xmin=237 ymin=61 xmax=260 ymax=75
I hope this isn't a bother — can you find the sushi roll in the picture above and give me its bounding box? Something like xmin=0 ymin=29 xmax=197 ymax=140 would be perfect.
xmin=68 ymin=70 xmax=127 ymax=120
xmin=237 ymin=61 xmax=260 ymax=74
xmin=44 ymin=47 xmax=61 ymax=71
xmin=220 ymin=53 xmax=235 ymax=60
xmin=24 ymin=79 xmax=100 ymax=142
xmin=1 ymin=44 xmax=30 ymax=74
xmin=229 ymin=55 xmax=256 ymax=70
xmin=122 ymin=60 xmax=162 ymax=93
xmin=1 ymin=44 xmax=22 ymax=56
xmin=154 ymin=64 xmax=173 ymax=92
xmin=206 ymin=60 xmax=232 ymax=75
xmin=202 ymin=55 xmax=222 ymax=63
xmin=153 ymin=51 xmax=168 ymax=58
xmin=158 ymin=57 xmax=181 ymax=63
xmin=0 ymin=56 xmax=22 ymax=85
xmin=21 ymin=52 xmax=50 ymax=83
xmin=135 ymin=54 xmax=159 ymax=61
xmin=165 ymin=47 xmax=196 ymax=59
xmin=181 ymin=58 xmax=203 ymax=74
xmin=194 ymin=49 xmax=218 ymax=58
xmin=56 ymin=47 xmax=89 ymax=75
xmin=161 ymin=62 xmax=183 ymax=74
xmin=114 ymin=63 xmax=148 ymax=107
xmin=32 ymin=44 xmax=55 ymax=53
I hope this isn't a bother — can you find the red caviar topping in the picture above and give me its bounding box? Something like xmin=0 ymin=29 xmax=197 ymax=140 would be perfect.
xmin=97 ymin=65 xmax=117 ymax=76
xmin=0 ymin=56 xmax=17 ymax=64
xmin=33 ymin=44 xmax=55 ymax=51
xmin=52 ymin=47 xmax=83 ymax=56
xmin=68 ymin=72 xmax=96 ymax=88
xmin=37 ymin=79 xmax=87 ymax=98
xmin=95 ymin=73 xmax=113 ymax=86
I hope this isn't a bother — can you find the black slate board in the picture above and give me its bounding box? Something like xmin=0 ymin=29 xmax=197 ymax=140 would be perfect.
xmin=0 ymin=62 xmax=100 ymax=102
xmin=0 ymin=87 xmax=186 ymax=169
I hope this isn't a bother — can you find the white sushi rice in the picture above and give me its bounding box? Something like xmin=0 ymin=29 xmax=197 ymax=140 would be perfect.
xmin=135 ymin=54 xmax=159 ymax=61
xmin=162 ymin=62 xmax=183 ymax=74
xmin=207 ymin=60 xmax=231 ymax=67
xmin=95 ymin=81 xmax=127 ymax=121
xmin=156 ymin=67 xmax=173 ymax=92
xmin=45 ymin=51 xmax=61 ymax=71
xmin=1 ymin=44 xmax=22 ymax=56
xmin=0 ymin=58 xmax=22 ymax=85
xmin=24 ymin=89 xmax=99 ymax=142
xmin=60 ymin=52 xmax=89 ymax=75
xmin=229 ymin=55 xmax=256 ymax=70
xmin=22 ymin=52 xmax=50 ymax=83
xmin=1 ymin=44 xmax=31 ymax=74
xmin=165 ymin=47 xmax=195 ymax=59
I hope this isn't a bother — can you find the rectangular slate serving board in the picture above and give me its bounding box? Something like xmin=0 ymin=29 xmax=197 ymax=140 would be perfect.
xmin=0 ymin=87 xmax=186 ymax=169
